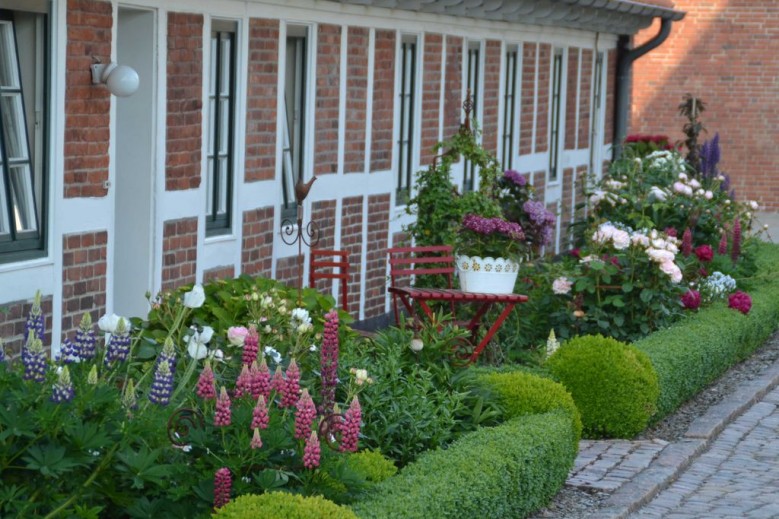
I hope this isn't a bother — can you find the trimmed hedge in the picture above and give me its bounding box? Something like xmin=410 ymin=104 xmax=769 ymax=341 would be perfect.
xmin=547 ymin=335 xmax=659 ymax=438
xmin=345 ymin=450 xmax=397 ymax=483
xmin=474 ymin=370 xmax=582 ymax=449
xmin=213 ymin=492 xmax=357 ymax=518
xmin=636 ymin=242 xmax=779 ymax=421
xmin=351 ymin=411 xmax=576 ymax=519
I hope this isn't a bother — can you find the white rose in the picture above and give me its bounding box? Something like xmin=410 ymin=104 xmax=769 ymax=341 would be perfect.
xmin=647 ymin=248 xmax=675 ymax=263
xmin=612 ymin=230 xmax=631 ymax=250
xmin=183 ymin=285 xmax=206 ymax=308
xmin=98 ymin=313 xmax=122 ymax=333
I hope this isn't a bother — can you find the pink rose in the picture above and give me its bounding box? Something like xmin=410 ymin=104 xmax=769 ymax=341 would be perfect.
xmin=227 ymin=326 xmax=249 ymax=346
xmin=659 ymin=260 xmax=683 ymax=283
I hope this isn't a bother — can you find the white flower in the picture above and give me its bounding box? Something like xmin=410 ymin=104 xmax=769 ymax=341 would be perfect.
xmin=187 ymin=326 xmax=214 ymax=360
xmin=631 ymin=233 xmax=650 ymax=248
xmin=678 ymin=172 xmax=688 ymax=181
xmin=552 ymin=277 xmax=573 ymax=295
xmin=612 ymin=229 xmax=631 ymax=250
xmin=183 ymin=285 xmax=205 ymax=308
xmin=353 ymin=369 xmax=370 ymax=386
xmin=749 ymin=200 xmax=759 ymax=210
xmin=264 ymin=346 xmax=282 ymax=364
xmin=646 ymin=248 xmax=675 ymax=263
xmin=98 ymin=313 xmax=127 ymax=333
xmin=290 ymin=308 xmax=313 ymax=335
xmin=226 ymin=326 xmax=249 ymax=346
xmin=182 ymin=445 xmax=192 ymax=453
xmin=410 ymin=338 xmax=424 ymax=352
xmin=659 ymin=260 xmax=683 ymax=283
xmin=261 ymin=296 xmax=273 ymax=308
xmin=210 ymin=348 xmax=225 ymax=363
xmin=648 ymin=186 xmax=668 ymax=202
xmin=689 ymin=178 xmax=701 ymax=189
xmin=546 ymin=329 xmax=560 ymax=358
xmin=309 ymin=344 xmax=318 ymax=352
xmin=264 ymin=325 xmax=272 ymax=334
xmin=704 ymin=190 xmax=713 ymax=200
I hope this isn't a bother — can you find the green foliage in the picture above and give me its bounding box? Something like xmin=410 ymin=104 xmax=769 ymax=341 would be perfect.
xmin=351 ymin=412 xmax=576 ymax=519
xmin=636 ymin=242 xmax=779 ymax=420
xmin=344 ymin=450 xmax=397 ymax=483
xmin=473 ymin=370 xmax=582 ymax=449
xmin=546 ymin=334 xmax=659 ymax=439
xmin=213 ymin=492 xmax=358 ymax=519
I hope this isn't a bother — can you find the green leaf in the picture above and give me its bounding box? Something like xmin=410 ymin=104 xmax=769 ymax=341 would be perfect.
xmin=22 ymin=445 xmax=84 ymax=478
xmin=622 ymin=281 xmax=634 ymax=293
xmin=640 ymin=288 xmax=654 ymax=303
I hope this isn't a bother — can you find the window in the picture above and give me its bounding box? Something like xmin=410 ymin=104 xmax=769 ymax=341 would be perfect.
xmin=396 ymin=36 xmax=416 ymax=206
xmin=501 ymin=47 xmax=518 ymax=170
xmin=206 ymin=21 xmax=236 ymax=235
xmin=0 ymin=4 xmax=48 ymax=262
xmin=590 ymin=51 xmax=604 ymax=154
xmin=281 ymin=26 xmax=308 ymax=218
xmin=549 ymin=48 xmax=564 ymax=182
xmin=463 ymin=42 xmax=480 ymax=192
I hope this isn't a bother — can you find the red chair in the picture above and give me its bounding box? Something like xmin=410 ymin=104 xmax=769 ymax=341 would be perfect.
xmin=309 ymin=249 xmax=350 ymax=313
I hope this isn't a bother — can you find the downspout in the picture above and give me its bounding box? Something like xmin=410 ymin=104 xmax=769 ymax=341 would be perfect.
xmin=613 ymin=17 xmax=674 ymax=159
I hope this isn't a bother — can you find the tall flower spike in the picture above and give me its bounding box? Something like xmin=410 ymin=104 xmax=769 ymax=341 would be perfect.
xmin=148 ymin=359 xmax=174 ymax=406
xmin=250 ymin=359 xmax=271 ymax=400
xmin=0 ymin=338 xmax=5 ymax=363
xmin=157 ymin=337 xmax=178 ymax=374
xmin=196 ymin=360 xmax=217 ymax=400
xmin=339 ymin=396 xmax=362 ymax=453
xmin=51 ymin=366 xmax=75 ymax=403
xmin=271 ymin=365 xmax=285 ymax=394
xmin=250 ymin=427 xmax=263 ymax=449
xmin=75 ymin=313 xmax=96 ymax=361
xmin=242 ymin=325 xmax=259 ymax=366
xmin=303 ymin=431 xmax=321 ymax=469
xmin=214 ymin=386 xmax=232 ymax=427
xmin=122 ymin=379 xmax=138 ymax=411
xmin=24 ymin=290 xmax=44 ymax=345
xmin=22 ymin=335 xmax=47 ymax=383
xmin=681 ymin=228 xmax=693 ymax=258
xmin=546 ymin=329 xmax=559 ymax=358
xmin=294 ymin=389 xmax=317 ymax=440
xmin=319 ymin=310 xmax=339 ymax=415
xmin=234 ymin=364 xmax=253 ymax=399
xmin=718 ymin=231 xmax=728 ymax=255
xmin=213 ymin=467 xmax=232 ymax=509
xmin=251 ymin=395 xmax=270 ymax=430
xmin=105 ymin=317 xmax=131 ymax=364
xmin=280 ymin=359 xmax=301 ymax=408
xmin=87 ymin=364 xmax=99 ymax=385
xmin=731 ymin=218 xmax=742 ymax=263
xmin=59 ymin=338 xmax=80 ymax=364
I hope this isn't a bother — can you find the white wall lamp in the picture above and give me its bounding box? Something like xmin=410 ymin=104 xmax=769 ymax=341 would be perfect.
xmin=90 ymin=61 xmax=140 ymax=97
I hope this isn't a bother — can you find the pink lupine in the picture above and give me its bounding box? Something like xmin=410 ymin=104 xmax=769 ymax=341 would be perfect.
xmin=319 ymin=310 xmax=339 ymax=415
xmin=718 ymin=231 xmax=728 ymax=255
xmin=234 ymin=364 xmax=252 ymax=399
xmin=681 ymin=228 xmax=693 ymax=257
xmin=242 ymin=325 xmax=259 ymax=365
xmin=280 ymin=359 xmax=300 ymax=408
xmin=196 ymin=361 xmax=217 ymax=400
xmin=271 ymin=366 xmax=285 ymax=394
xmin=339 ymin=396 xmax=361 ymax=453
xmin=214 ymin=387 xmax=232 ymax=427
xmin=213 ymin=467 xmax=232 ymax=509
xmin=251 ymin=395 xmax=270 ymax=430
xmin=251 ymin=359 xmax=271 ymax=399
xmin=294 ymin=389 xmax=317 ymax=440
xmin=731 ymin=219 xmax=741 ymax=263
xmin=250 ymin=428 xmax=263 ymax=449
xmin=303 ymin=431 xmax=321 ymax=469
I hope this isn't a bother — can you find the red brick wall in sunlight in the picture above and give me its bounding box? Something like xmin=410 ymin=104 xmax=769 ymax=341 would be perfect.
xmin=630 ymin=1 xmax=779 ymax=209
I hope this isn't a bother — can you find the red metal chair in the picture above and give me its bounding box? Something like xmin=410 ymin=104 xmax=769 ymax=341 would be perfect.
xmin=309 ymin=249 xmax=350 ymax=313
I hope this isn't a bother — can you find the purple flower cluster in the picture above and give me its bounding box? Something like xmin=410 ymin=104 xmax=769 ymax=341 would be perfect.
xmin=699 ymin=133 xmax=720 ymax=180
xmin=149 ymin=360 xmax=174 ymax=406
xmin=462 ymin=214 xmax=525 ymax=241
xmin=503 ymin=169 xmax=527 ymax=187
xmin=105 ymin=320 xmax=131 ymax=364
xmin=522 ymin=201 xmax=556 ymax=246
xmin=75 ymin=314 xmax=96 ymax=361
xmin=22 ymin=337 xmax=47 ymax=383
xmin=319 ymin=309 xmax=339 ymax=415
xmin=51 ymin=366 xmax=75 ymax=403
xmin=24 ymin=291 xmax=44 ymax=345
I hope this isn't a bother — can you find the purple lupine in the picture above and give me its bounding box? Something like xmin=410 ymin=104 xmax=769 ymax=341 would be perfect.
xmin=271 ymin=366 xmax=285 ymax=395
xmin=250 ymin=359 xmax=271 ymax=400
xmin=214 ymin=387 xmax=232 ymax=427
xmin=294 ymin=389 xmax=317 ymax=440
xmin=51 ymin=366 xmax=75 ymax=403
xmin=234 ymin=364 xmax=253 ymax=399
xmin=75 ymin=313 xmax=96 ymax=361
xmin=303 ymin=431 xmax=321 ymax=469
xmin=681 ymin=228 xmax=693 ymax=258
xmin=718 ymin=232 xmax=728 ymax=255
xmin=24 ymin=290 xmax=44 ymax=345
xmin=59 ymin=338 xmax=80 ymax=364
xmin=104 ymin=318 xmax=131 ymax=364
xmin=720 ymin=172 xmax=731 ymax=193
xmin=503 ymin=169 xmax=527 ymax=187
xmin=319 ymin=309 xmax=339 ymax=415
xmin=280 ymin=359 xmax=301 ymax=408
xmin=251 ymin=395 xmax=270 ymax=430
xmin=156 ymin=338 xmax=177 ymax=374
xmin=22 ymin=336 xmax=47 ymax=383
xmin=242 ymin=326 xmax=259 ymax=366
xmin=196 ymin=361 xmax=217 ymax=400
xmin=522 ymin=200 xmax=556 ymax=246
xmin=213 ymin=468 xmax=232 ymax=509
xmin=339 ymin=396 xmax=362 ymax=453
xmin=148 ymin=359 xmax=174 ymax=406
xmin=731 ymin=219 xmax=742 ymax=263
xmin=699 ymin=133 xmax=720 ymax=179
xmin=0 ymin=338 xmax=5 ymax=363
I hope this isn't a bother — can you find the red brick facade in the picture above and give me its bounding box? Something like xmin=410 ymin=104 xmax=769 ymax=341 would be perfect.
xmin=275 ymin=256 xmax=298 ymax=287
xmin=340 ymin=196 xmax=364 ymax=315
xmin=314 ymin=24 xmax=341 ymax=175
xmin=536 ymin=44 xmax=551 ymax=154
xmin=204 ymin=265 xmax=235 ymax=283
xmin=64 ymin=0 xmax=112 ymax=199
xmin=245 ymin=18 xmax=279 ymax=183
xmin=0 ymin=295 xmax=53 ymax=357
xmin=161 ymin=217 xmax=198 ymax=291
xmin=443 ymin=36 xmax=463 ymax=140
xmin=565 ymin=50 xmax=579 ymax=150
xmin=631 ymin=1 xmax=779 ymax=208
xmin=344 ymin=27 xmax=369 ymax=174
xmin=421 ymin=33 xmax=443 ymax=165
xmin=241 ymin=206 xmax=274 ymax=277
xmin=370 ymin=30 xmax=395 ymax=172
xmin=560 ymin=167 xmax=575 ymax=248
xmin=62 ymin=231 xmax=107 ymax=337
xmin=578 ymin=49 xmax=593 ymax=149
xmin=519 ymin=43 xmax=537 ymax=155
xmin=311 ymin=200 xmax=338 ymax=293
xmin=482 ymin=40 xmax=502 ymax=154
xmin=364 ymin=194 xmax=390 ymax=318
xmin=604 ymin=49 xmax=617 ymax=146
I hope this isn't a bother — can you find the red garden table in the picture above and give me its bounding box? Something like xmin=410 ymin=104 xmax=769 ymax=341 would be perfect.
xmin=388 ymin=245 xmax=528 ymax=364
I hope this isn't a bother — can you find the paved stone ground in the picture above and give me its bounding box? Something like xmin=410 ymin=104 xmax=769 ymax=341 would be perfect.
xmin=568 ymin=440 xmax=668 ymax=492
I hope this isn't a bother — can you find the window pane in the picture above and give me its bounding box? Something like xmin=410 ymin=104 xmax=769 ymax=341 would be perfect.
xmin=219 ymin=98 xmax=229 ymax=154
xmin=1 ymin=94 xmax=29 ymax=161
xmin=206 ymin=157 xmax=214 ymax=215
xmin=220 ymin=36 xmax=231 ymax=96
xmin=0 ymin=163 xmax=9 ymax=235
xmin=9 ymin=165 xmax=36 ymax=232
xmin=207 ymin=97 xmax=216 ymax=153
xmin=209 ymin=36 xmax=218 ymax=95
xmin=217 ymin=157 xmax=228 ymax=215
xmin=0 ymin=22 xmax=19 ymax=89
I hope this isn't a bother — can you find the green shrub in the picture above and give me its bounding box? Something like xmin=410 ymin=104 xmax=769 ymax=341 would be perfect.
xmin=474 ymin=370 xmax=582 ymax=449
xmin=547 ymin=334 xmax=659 ymax=438
xmin=345 ymin=450 xmax=397 ymax=483
xmin=351 ymin=411 xmax=575 ymax=519
xmin=213 ymin=492 xmax=358 ymax=519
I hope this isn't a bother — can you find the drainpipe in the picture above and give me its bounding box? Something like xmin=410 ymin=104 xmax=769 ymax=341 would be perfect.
xmin=613 ymin=18 xmax=674 ymax=159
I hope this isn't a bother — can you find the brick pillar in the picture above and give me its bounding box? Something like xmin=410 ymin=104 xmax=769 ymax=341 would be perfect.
xmin=62 ymin=231 xmax=108 ymax=338
xmin=565 ymin=48 xmax=580 ymax=150
xmin=344 ymin=26 xmax=369 ymax=174
xmin=311 ymin=200 xmax=337 ymax=292
xmin=241 ymin=206 xmax=274 ymax=277
xmin=340 ymin=196 xmax=364 ymax=315
xmin=482 ymin=40 xmax=502 ymax=153
xmin=370 ymin=30 xmax=395 ymax=172
xmin=364 ymin=194 xmax=390 ymax=318
xmin=245 ymin=18 xmax=278 ymax=183
xmin=161 ymin=217 xmax=198 ymax=291
xmin=536 ymin=44 xmax=551 ymax=154
xmin=519 ymin=43 xmax=537 ymax=156
xmin=604 ymin=49 xmax=616 ymax=146
xmin=579 ymin=49 xmax=593 ymax=149
xmin=315 ymin=24 xmax=341 ymax=175
xmin=443 ymin=36 xmax=462 ymax=139
xmin=420 ymin=33 xmax=442 ymax=165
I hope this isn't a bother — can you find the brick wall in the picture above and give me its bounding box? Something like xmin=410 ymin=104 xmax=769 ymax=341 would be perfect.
xmin=344 ymin=27 xmax=369 ymax=174
xmin=310 ymin=200 xmax=337 ymax=293
xmin=532 ymin=169 xmax=546 ymax=202
xmin=519 ymin=43 xmax=536 ymax=155
xmin=364 ymin=194 xmax=390 ymax=318
xmin=604 ymin=49 xmax=616 ymax=146
xmin=64 ymin=0 xmax=112 ymax=198
xmin=579 ymin=49 xmax=593 ymax=149
xmin=482 ymin=40 xmax=501 ymax=153
xmin=420 ymin=33 xmax=443 ymax=165
xmin=536 ymin=44 xmax=551 ymax=154
xmin=443 ymin=36 xmax=462 ymax=140
xmin=161 ymin=217 xmax=198 ymax=291
xmin=245 ymin=18 xmax=279 ymax=183
xmin=560 ymin=167 xmax=574 ymax=249
xmin=340 ymin=196 xmax=364 ymax=315
xmin=315 ymin=24 xmax=341 ymax=175
xmin=241 ymin=206 xmax=274 ymax=277
xmin=0 ymin=295 xmax=53 ymax=357
xmin=204 ymin=265 xmax=235 ymax=283
xmin=275 ymin=256 xmax=298 ymax=287
xmin=565 ymin=49 xmax=579 ymax=150
xmin=631 ymin=1 xmax=779 ymax=209
xmin=370 ymin=30 xmax=395 ymax=172
xmin=62 ymin=231 xmax=107 ymax=338
xmin=166 ymin=12 xmax=203 ymax=191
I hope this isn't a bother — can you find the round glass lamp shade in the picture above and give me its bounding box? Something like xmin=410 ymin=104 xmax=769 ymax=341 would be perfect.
xmin=105 ymin=65 xmax=140 ymax=97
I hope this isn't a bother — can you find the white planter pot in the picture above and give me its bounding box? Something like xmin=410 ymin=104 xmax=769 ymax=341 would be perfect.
xmin=455 ymin=255 xmax=520 ymax=294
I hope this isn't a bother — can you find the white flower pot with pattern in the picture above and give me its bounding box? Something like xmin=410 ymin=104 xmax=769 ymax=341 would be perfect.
xmin=455 ymin=255 xmax=520 ymax=294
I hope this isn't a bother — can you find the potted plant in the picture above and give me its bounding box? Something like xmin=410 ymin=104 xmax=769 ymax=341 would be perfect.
xmin=455 ymin=214 xmax=528 ymax=294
